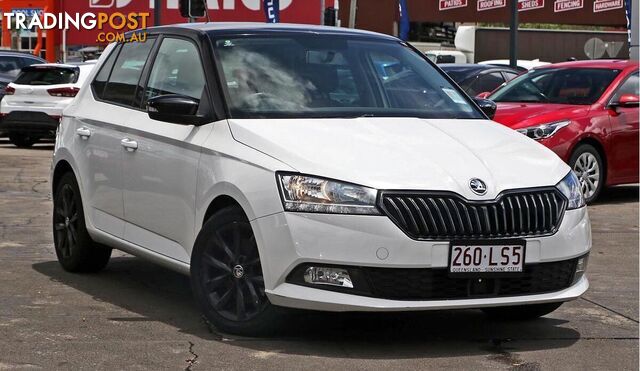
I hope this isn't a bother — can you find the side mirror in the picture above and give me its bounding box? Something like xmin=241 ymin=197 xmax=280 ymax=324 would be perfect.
xmin=473 ymin=98 xmax=497 ymax=120
xmin=612 ymin=94 xmax=640 ymax=108
xmin=476 ymin=92 xmax=491 ymax=99
xmin=147 ymin=95 xmax=205 ymax=125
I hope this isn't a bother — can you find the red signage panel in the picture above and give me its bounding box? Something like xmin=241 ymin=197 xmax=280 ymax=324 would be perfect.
xmin=593 ymin=0 xmax=623 ymax=12
xmin=477 ymin=0 xmax=507 ymax=11
xmin=62 ymin=0 xmax=325 ymax=45
xmin=518 ymin=0 xmax=545 ymax=11
xmin=439 ymin=0 xmax=469 ymax=11
xmin=554 ymin=0 xmax=583 ymax=12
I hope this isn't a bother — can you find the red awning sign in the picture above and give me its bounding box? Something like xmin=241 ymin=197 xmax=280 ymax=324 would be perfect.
xmin=554 ymin=0 xmax=583 ymax=12
xmin=518 ymin=0 xmax=545 ymax=11
xmin=593 ymin=0 xmax=623 ymax=12
xmin=439 ymin=0 xmax=468 ymax=11
xmin=477 ymin=0 xmax=507 ymax=11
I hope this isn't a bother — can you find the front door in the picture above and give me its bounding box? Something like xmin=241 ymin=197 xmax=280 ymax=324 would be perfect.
xmin=608 ymin=71 xmax=639 ymax=183
xmin=121 ymin=37 xmax=211 ymax=262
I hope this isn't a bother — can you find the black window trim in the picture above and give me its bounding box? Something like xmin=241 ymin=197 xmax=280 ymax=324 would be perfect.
xmin=90 ymin=37 xmax=159 ymax=113
xmin=136 ymin=33 xmax=215 ymax=124
xmin=607 ymin=69 xmax=639 ymax=106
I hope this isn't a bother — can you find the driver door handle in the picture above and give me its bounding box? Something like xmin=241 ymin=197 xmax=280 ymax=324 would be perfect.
xmin=121 ymin=138 xmax=138 ymax=152
xmin=76 ymin=127 xmax=91 ymax=139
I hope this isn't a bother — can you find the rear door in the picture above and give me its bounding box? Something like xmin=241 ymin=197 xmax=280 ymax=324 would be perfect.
xmin=70 ymin=39 xmax=157 ymax=237
xmin=121 ymin=36 xmax=213 ymax=262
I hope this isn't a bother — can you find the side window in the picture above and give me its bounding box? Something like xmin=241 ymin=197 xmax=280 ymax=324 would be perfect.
xmin=468 ymin=72 xmax=505 ymax=96
xmin=611 ymin=72 xmax=639 ymax=102
xmin=0 ymin=57 xmax=23 ymax=74
xmin=92 ymin=44 xmax=121 ymax=100
xmin=144 ymin=38 xmax=205 ymax=104
xmin=102 ymin=38 xmax=155 ymax=107
xmin=21 ymin=57 xmax=42 ymax=68
xmin=503 ymin=71 xmax=519 ymax=82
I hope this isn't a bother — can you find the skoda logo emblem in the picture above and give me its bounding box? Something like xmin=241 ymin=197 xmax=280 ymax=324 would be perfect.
xmin=469 ymin=178 xmax=487 ymax=195
xmin=232 ymin=265 xmax=245 ymax=279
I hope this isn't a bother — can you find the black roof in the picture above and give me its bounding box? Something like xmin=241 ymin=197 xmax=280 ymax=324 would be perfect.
xmin=440 ymin=63 xmax=518 ymax=80
xmin=137 ymin=22 xmax=398 ymax=41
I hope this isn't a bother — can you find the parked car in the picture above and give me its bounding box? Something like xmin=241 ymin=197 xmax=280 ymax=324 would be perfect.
xmin=0 ymin=62 xmax=96 ymax=147
xmin=52 ymin=23 xmax=590 ymax=335
xmin=440 ymin=64 xmax=520 ymax=97
xmin=0 ymin=51 xmax=46 ymax=77
xmin=479 ymin=59 xmax=550 ymax=72
xmin=0 ymin=73 xmax=15 ymax=138
xmin=424 ymin=50 xmax=467 ymax=64
xmin=488 ymin=59 xmax=639 ymax=203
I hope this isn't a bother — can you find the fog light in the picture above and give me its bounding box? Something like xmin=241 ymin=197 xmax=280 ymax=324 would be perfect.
xmin=573 ymin=255 xmax=589 ymax=284
xmin=303 ymin=266 xmax=353 ymax=288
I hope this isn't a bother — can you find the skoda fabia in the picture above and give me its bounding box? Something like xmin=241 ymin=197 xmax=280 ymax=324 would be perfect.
xmin=51 ymin=23 xmax=590 ymax=335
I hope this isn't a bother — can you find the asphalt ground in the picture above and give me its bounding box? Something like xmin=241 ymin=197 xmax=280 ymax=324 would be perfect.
xmin=0 ymin=139 xmax=637 ymax=370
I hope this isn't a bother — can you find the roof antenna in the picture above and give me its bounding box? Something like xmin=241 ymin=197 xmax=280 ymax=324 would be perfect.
xmin=203 ymin=0 xmax=211 ymax=23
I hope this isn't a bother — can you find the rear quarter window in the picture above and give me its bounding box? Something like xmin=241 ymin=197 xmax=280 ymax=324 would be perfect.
xmin=14 ymin=67 xmax=79 ymax=85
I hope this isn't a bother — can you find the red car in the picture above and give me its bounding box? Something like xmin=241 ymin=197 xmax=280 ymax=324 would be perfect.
xmin=486 ymin=59 xmax=639 ymax=203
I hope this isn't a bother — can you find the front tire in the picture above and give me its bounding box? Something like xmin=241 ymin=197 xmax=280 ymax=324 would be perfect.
xmin=190 ymin=206 xmax=283 ymax=336
xmin=53 ymin=172 xmax=111 ymax=272
xmin=570 ymin=144 xmax=604 ymax=204
xmin=482 ymin=302 xmax=563 ymax=320
xmin=9 ymin=133 xmax=37 ymax=148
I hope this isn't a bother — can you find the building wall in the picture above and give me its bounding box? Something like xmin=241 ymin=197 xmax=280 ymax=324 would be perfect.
xmin=339 ymin=0 xmax=628 ymax=36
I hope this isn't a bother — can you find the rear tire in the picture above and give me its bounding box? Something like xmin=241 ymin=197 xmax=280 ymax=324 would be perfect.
xmin=190 ymin=206 xmax=284 ymax=336
xmin=53 ymin=172 xmax=111 ymax=273
xmin=9 ymin=133 xmax=37 ymax=148
xmin=482 ymin=302 xmax=563 ymax=320
xmin=569 ymin=144 xmax=604 ymax=204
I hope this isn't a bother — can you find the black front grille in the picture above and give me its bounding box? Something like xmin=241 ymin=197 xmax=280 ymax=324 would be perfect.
xmin=363 ymin=258 xmax=577 ymax=300
xmin=380 ymin=189 xmax=567 ymax=240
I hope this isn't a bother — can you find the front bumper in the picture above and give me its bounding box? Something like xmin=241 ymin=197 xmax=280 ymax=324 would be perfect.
xmin=0 ymin=111 xmax=60 ymax=137
xmin=252 ymin=207 xmax=591 ymax=311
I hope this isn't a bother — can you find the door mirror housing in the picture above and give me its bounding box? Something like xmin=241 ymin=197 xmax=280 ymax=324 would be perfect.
xmin=473 ymin=98 xmax=497 ymax=120
xmin=147 ymin=95 xmax=206 ymax=125
xmin=476 ymin=92 xmax=492 ymax=99
xmin=612 ymin=94 xmax=640 ymax=108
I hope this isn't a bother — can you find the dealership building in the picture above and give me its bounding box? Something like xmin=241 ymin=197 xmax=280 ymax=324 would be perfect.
xmin=0 ymin=0 xmax=632 ymax=62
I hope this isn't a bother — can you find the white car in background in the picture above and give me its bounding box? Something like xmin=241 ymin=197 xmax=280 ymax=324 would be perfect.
xmin=479 ymin=59 xmax=551 ymax=71
xmin=0 ymin=62 xmax=96 ymax=147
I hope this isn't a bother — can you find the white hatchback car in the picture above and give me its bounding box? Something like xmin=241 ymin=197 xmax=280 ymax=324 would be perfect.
xmin=52 ymin=24 xmax=591 ymax=335
xmin=1 ymin=62 xmax=96 ymax=147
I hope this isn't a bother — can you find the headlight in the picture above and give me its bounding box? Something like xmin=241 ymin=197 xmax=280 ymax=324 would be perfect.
xmin=277 ymin=173 xmax=380 ymax=215
xmin=517 ymin=120 xmax=570 ymax=140
xmin=556 ymin=171 xmax=585 ymax=209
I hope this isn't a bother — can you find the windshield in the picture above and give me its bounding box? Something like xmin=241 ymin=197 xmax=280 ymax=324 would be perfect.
xmin=211 ymin=34 xmax=483 ymax=119
xmin=490 ymin=68 xmax=620 ymax=105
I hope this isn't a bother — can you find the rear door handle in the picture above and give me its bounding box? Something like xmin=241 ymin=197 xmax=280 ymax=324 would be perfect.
xmin=121 ymin=138 xmax=138 ymax=152
xmin=76 ymin=127 xmax=91 ymax=139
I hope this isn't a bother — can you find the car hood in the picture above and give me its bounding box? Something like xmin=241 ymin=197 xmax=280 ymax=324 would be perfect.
xmin=493 ymin=102 xmax=590 ymax=129
xmin=228 ymin=118 xmax=570 ymax=200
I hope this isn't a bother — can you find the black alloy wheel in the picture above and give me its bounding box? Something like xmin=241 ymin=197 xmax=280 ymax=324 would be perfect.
xmin=54 ymin=183 xmax=80 ymax=260
xmin=201 ymin=221 xmax=267 ymax=322
xmin=191 ymin=206 xmax=283 ymax=335
xmin=53 ymin=172 xmax=111 ymax=272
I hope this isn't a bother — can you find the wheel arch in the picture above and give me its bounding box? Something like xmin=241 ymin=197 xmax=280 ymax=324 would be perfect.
xmin=570 ymin=136 xmax=608 ymax=184
xmin=202 ymin=195 xmax=246 ymax=225
xmin=52 ymin=160 xmax=75 ymax=194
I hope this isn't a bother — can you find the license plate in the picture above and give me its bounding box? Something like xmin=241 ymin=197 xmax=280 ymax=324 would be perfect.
xmin=449 ymin=241 xmax=525 ymax=274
